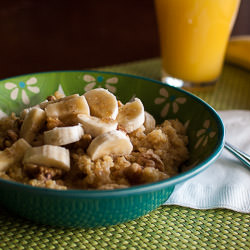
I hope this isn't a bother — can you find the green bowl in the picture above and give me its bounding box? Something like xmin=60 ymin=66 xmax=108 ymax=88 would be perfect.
xmin=0 ymin=71 xmax=224 ymax=227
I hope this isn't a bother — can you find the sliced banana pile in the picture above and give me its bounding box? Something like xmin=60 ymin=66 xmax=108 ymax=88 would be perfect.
xmin=0 ymin=88 xmax=152 ymax=174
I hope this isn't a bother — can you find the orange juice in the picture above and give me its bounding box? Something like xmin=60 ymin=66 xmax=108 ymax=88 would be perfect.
xmin=155 ymin=0 xmax=240 ymax=85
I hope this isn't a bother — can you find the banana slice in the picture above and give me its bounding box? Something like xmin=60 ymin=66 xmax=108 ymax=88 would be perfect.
xmin=44 ymin=124 xmax=84 ymax=146
xmin=84 ymin=88 xmax=118 ymax=119
xmin=144 ymin=111 xmax=156 ymax=133
xmin=116 ymin=98 xmax=145 ymax=133
xmin=77 ymin=114 xmax=118 ymax=137
xmin=87 ymin=130 xmax=133 ymax=160
xmin=39 ymin=94 xmax=80 ymax=109
xmin=45 ymin=95 xmax=90 ymax=119
xmin=23 ymin=145 xmax=70 ymax=171
xmin=20 ymin=94 xmax=81 ymax=119
xmin=20 ymin=107 xmax=46 ymax=143
xmin=0 ymin=138 xmax=31 ymax=172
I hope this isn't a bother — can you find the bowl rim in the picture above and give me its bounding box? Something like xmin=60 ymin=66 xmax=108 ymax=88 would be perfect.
xmin=0 ymin=70 xmax=225 ymax=197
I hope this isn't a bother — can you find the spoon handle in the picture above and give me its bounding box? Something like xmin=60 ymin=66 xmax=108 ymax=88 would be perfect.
xmin=224 ymin=142 xmax=250 ymax=169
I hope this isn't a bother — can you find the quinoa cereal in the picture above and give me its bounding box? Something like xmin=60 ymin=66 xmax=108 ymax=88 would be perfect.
xmin=0 ymin=89 xmax=189 ymax=190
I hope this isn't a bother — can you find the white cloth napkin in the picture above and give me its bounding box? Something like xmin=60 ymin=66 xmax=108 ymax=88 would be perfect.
xmin=164 ymin=110 xmax=250 ymax=213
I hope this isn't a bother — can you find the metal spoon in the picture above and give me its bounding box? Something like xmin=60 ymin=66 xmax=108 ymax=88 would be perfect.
xmin=224 ymin=142 xmax=250 ymax=169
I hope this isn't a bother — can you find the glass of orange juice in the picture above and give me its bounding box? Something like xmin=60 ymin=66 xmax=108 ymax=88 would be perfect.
xmin=154 ymin=0 xmax=241 ymax=90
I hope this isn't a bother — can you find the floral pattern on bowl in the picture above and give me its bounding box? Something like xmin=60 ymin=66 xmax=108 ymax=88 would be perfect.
xmin=0 ymin=71 xmax=224 ymax=227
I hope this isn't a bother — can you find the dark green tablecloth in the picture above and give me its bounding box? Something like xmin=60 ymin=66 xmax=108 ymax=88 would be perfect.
xmin=0 ymin=58 xmax=249 ymax=249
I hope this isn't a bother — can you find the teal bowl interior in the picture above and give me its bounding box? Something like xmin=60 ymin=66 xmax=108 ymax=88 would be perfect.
xmin=0 ymin=71 xmax=224 ymax=227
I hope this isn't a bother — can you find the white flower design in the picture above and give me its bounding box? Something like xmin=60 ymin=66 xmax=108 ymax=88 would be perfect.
xmin=4 ymin=77 xmax=40 ymax=105
xmin=83 ymin=74 xmax=118 ymax=93
xmin=0 ymin=109 xmax=7 ymax=119
xmin=195 ymin=120 xmax=216 ymax=149
xmin=154 ymin=88 xmax=186 ymax=117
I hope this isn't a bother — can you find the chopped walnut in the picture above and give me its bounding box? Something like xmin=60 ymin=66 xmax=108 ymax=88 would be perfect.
xmin=0 ymin=129 xmax=20 ymax=149
xmin=124 ymin=163 xmax=168 ymax=185
xmin=70 ymin=134 xmax=92 ymax=150
xmin=124 ymin=163 xmax=143 ymax=184
xmin=46 ymin=117 xmax=65 ymax=130
xmin=6 ymin=129 xmax=19 ymax=142
xmin=31 ymin=133 xmax=44 ymax=146
xmin=138 ymin=150 xmax=165 ymax=171
xmin=46 ymin=95 xmax=57 ymax=102
xmin=24 ymin=164 xmax=64 ymax=180
xmin=3 ymin=139 xmax=12 ymax=147
xmin=46 ymin=92 xmax=65 ymax=102
xmin=14 ymin=118 xmax=23 ymax=130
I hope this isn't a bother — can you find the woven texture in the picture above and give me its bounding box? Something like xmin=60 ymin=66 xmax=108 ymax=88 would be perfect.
xmin=99 ymin=58 xmax=250 ymax=110
xmin=0 ymin=59 xmax=250 ymax=249
xmin=0 ymin=206 xmax=249 ymax=249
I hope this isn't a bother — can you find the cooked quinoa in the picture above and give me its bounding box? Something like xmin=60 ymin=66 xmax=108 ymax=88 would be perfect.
xmin=0 ymin=91 xmax=189 ymax=190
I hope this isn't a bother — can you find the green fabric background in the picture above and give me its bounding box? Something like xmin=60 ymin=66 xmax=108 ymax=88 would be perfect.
xmin=0 ymin=59 xmax=249 ymax=249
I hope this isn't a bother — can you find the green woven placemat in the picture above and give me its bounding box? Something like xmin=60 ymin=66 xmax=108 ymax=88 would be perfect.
xmin=0 ymin=205 xmax=249 ymax=249
xmin=99 ymin=58 xmax=250 ymax=110
xmin=0 ymin=59 xmax=250 ymax=249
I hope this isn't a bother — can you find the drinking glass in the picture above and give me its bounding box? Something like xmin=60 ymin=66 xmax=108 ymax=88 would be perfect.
xmin=154 ymin=0 xmax=241 ymax=90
